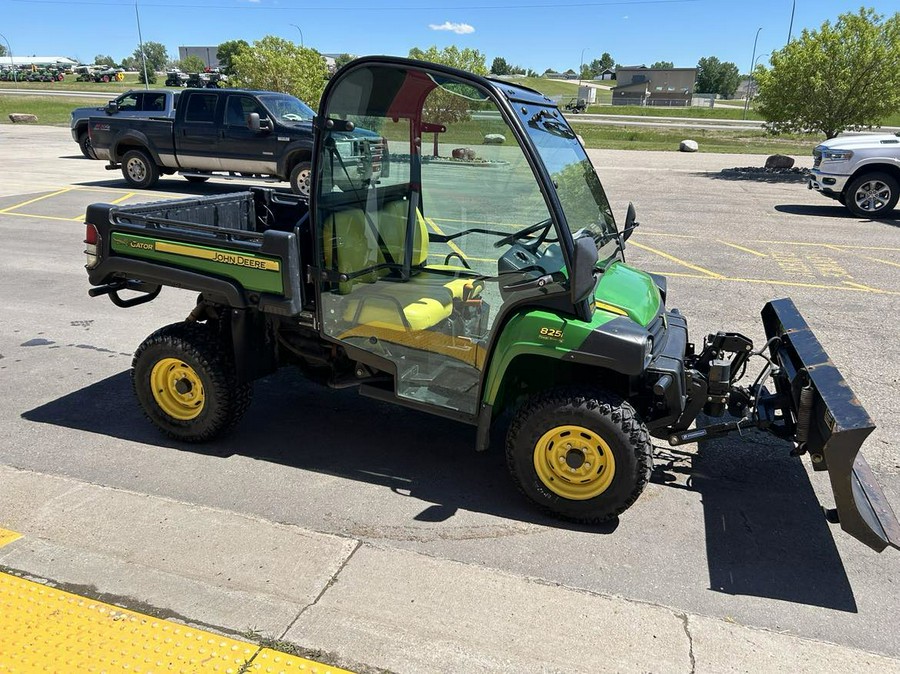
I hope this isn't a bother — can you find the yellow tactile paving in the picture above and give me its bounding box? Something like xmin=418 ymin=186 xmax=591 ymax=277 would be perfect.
xmin=0 ymin=572 xmax=354 ymax=674
xmin=0 ymin=528 xmax=22 ymax=548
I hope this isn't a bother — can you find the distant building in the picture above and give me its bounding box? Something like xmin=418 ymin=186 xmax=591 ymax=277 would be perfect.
xmin=593 ymin=68 xmax=616 ymax=81
xmin=4 ymin=56 xmax=77 ymax=68
xmin=178 ymin=46 xmax=220 ymax=69
xmin=612 ymin=66 xmax=697 ymax=107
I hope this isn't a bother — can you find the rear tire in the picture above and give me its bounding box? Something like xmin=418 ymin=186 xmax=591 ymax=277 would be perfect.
xmin=132 ymin=322 xmax=252 ymax=443
xmin=506 ymin=388 xmax=652 ymax=523
xmin=121 ymin=149 xmax=160 ymax=189
xmin=289 ymin=161 xmax=312 ymax=197
xmin=845 ymin=172 xmax=899 ymax=218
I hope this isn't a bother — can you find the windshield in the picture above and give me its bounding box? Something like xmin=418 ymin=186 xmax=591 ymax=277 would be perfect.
xmin=523 ymin=107 xmax=620 ymax=262
xmin=258 ymin=94 xmax=315 ymax=122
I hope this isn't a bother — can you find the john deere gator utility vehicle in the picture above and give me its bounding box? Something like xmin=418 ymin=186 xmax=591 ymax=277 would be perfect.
xmin=84 ymin=57 xmax=899 ymax=552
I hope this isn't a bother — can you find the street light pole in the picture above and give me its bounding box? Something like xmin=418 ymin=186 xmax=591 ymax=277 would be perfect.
xmin=0 ymin=32 xmax=17 ymax=88
xmin=787 ymin=0 xmax=796 ymax=44
xmin=578 ymin=47 xmax=589 ymax=87
xmin=135 ymin=0 xmax=149 ymax=90
xmin=290 ymin=24 xmax=304 ymax=49
xmin=743 ymin=27 xmax=762 ymax=120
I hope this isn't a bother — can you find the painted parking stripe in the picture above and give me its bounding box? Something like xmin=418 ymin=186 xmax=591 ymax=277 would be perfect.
xmin=0 ymin=187 xmax=74 ymax=214
xmin=71 ymin=191 xmax=136 ymax=221
xmin=0 ymin=570 xmax=355 ymax=673
xmin=0 ymin=527 xmax=22 ymax=548
xmin=716 ymin=240 xmax=768 ymax=257
xmin=629 ymin=241 xmax=725 ymax=278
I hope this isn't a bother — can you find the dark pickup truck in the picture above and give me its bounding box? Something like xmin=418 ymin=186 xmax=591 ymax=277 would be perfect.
xmin=89 ymin=88 xmax=387 ymax=197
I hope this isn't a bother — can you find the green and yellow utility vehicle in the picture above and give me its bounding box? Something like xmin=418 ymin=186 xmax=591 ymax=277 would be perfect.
xmin=84 ymin=57 xmax=899 ymax=551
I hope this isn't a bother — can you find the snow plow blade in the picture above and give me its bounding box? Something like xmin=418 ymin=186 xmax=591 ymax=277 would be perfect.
xmin=762 ymin=298 xmax=900 ymax=552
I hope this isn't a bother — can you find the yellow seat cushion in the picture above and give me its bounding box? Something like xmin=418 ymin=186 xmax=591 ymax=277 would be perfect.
xmin=341 ymin=283 xmax=453 ymax=332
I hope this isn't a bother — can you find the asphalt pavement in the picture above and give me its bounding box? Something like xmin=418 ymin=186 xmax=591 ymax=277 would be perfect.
xmin=1 ymin=124 xmax=899 ymax=672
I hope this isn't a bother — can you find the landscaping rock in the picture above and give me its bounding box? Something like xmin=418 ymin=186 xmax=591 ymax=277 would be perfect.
xmin=452 ymin=147 xmax=476 ymax=161
xmin=483 ymin=134 xmax=506 ymax=145
xmin=8 ymin=113 xmax=38 ymax=124
xmin=679 ymin=139 xmax=699 ymax=152
xmin=765 ymin=154 xmax=795 ymax=169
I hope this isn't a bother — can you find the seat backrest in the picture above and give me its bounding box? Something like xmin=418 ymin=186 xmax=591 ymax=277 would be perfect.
xmin=322 ymin=208 xmax=377 ymax=294
xmin=376 ymin=200 xmax=429 ymax=268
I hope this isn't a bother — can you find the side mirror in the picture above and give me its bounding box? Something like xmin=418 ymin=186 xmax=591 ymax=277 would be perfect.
xmin=105 ymin=101 xmax=118 ymax=114
xmin=571 ymin=233 xmax=599 ymax=307
xmin=248 ymin=112 xmax=260 ymax=132
xmin=622 ymin=202 xmax=639 ymax=242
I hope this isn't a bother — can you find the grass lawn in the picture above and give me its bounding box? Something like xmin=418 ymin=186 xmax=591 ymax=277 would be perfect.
xmin=570 ymin=123 xmax=821 ymax=154
xmin=0 ymin=95 xmax=103 ymax=125
xmin=584 ymin=104 xmax=765 ymax=121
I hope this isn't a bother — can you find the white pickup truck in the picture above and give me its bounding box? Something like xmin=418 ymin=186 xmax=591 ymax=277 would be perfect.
xmin=808 ymin=133 xmax=900 ymax=217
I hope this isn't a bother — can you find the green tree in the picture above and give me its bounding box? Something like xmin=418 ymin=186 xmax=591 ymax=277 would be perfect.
xmin=490 ymin=56 xmax=510 ymax=75
xmin=755 ymin=8 xmax=900 ymax=138
xmin=231 ymin=36 xmax=327 ymax=106
xmin=650 ymin=60 xmax=674 ymax=69
xmin=408 ymin=45 xmax=488 ymax=75
xmin=334 ymin=53 xmax=355 ymax=71
xmin=94 ymin=54 xmax=116 ymax=67
xmin=598 ymin=52 xmax=615 ymax=71
xmin=133 ymin=41 xmax=168 ymax=74
xmin=138 ymin=69 xmax=158 ymax=84
xmin=177 ymin=55 xmax=206 ymax=73
xmin=695 ymin=56 xmax=741 ymax=97
xmin=408 ymin=45 xmax=489 ymax=156
xmin=0 ymin=45 xmax=6 ymax=58
xmin=120 ymin=56 xmax=137 ymax=70
xmin=216 ymin=39 xmax=249 ymax=76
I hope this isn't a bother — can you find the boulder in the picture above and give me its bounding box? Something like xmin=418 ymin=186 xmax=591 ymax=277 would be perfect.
xmin=679 ymin=139 xmax=699 ymax=152
xmin=483 ymin=133 xmax=506 ymax=145
xmin=765 ymin=154 xmax=795 ymax=169
xmin=452 ymin=147 xmax=476 ymax=161
xmin=8 ymin=113 xmax=38 ymax=124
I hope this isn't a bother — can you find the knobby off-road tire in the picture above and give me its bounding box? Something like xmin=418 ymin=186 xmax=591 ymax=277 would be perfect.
xmin=845 ymin=171 xmax=899 ymax=219
xmin=506 ymin=388 xmax=652 ymax=523
xmin=121 ymin=149 xmax=160 ymax=189
xmin=132 ymin=322 xmax=252 ymax=442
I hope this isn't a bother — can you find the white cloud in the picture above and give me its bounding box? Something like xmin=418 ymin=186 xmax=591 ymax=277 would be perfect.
xmin=428 ymin=21 xmax=475 ymax=35
xmin=622 ymin=15 xmax=629 ymax=19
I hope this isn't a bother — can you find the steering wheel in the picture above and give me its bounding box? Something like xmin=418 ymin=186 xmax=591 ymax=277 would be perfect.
xmin=282 ymin=113 xmax=303 ymax=121
xmin=493 ymin=218 xmax=553 ymax=249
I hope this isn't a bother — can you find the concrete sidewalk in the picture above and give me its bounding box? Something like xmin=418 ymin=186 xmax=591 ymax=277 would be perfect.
xmin=0 ymin=464 xmax=897 ymax=674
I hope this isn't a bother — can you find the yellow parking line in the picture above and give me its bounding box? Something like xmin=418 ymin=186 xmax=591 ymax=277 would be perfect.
xmin=426 ymin=218 xmax=470 ymax=262
xmin=432 ymin=216 xmax=521 ymax=229
xmin=0 ymin=527 xmax=22 ymax=548
xmin=862 ymin=256 xmax=900 ymax=269
xmin=0 ymin=570 xmax=356 ymax=673
xmin=717 ymin=240 xmax=768 ymax=258
xmin=0 ymin=187 xmax=73 ymax=214
xmin=3 ymin=211 xmax=87 ymax=223
xmin=71 ymin=191 xmax=135 ymax=221
xmin=647 ymin=271 xmax=896 ymax=294
xmin=629 ymin=241 xmax=725 ymax=278
xmin=753 ymin=239 xmax=900 ymax=252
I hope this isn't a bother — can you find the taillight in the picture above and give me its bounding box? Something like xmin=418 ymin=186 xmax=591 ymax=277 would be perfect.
xmin=84 ymin=223 xmax=100 ymax=269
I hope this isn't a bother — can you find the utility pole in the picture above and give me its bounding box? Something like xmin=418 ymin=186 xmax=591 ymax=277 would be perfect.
xmin=787 ymin=0 xmax=796 ymax=44
xmin=579 ymin=47 xmax=589 ymax=88
xmin=743 ymin=27 xmax=762 ymax=120
xmin=0 ymin=33 xmax=15 ymax=88
xmin=135 ymin=0 xmax=149 ymax=90
xmin=290 ymin=24 xmax=304 ymax=49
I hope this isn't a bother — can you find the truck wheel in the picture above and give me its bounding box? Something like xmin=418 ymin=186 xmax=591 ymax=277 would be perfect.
xmin=132 ymin=322 xmax=252 ymax=443
xmin=845 ymin=172 xmax=899 ymax=218
xmin=506 ymin=388 xmax=652 ymax=523
xmin=289 ymin=161 xmax=312 ymax=197
xmin=121 ymin=149 xmax=160 ymax=189
xmin=77 ymin=130 xmax=96 ymax=159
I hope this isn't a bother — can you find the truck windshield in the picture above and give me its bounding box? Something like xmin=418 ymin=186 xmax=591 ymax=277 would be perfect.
xmin=258 ymin=94 xmax=315 ymax=123
xmin=523 ymin=109 xmax=620 ymax=263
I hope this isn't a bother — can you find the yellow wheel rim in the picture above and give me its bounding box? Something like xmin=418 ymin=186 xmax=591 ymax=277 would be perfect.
xmin=150 ymin=358 xmax=205 ymax=421
xmin=533 ymin=425 xmax=616 ymax=500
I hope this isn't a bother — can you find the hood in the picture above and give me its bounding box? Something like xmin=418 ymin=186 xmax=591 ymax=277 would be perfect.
xmin=594 ymin=261 xmax=661 ymax=327
xmin=817 ymin=134 xmax=900 ymax=151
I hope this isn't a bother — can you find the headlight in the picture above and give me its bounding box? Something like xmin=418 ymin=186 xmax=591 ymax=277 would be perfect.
xmin=823 ymin=149 xmax=853 ymax=161
xmin=643 ymin=336 xmax=654 ymax=365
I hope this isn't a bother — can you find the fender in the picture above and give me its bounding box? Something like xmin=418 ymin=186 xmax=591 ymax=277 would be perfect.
xmin=110 ymin=129 xmax=164 ymax=166
xmin=277 ymin=139 xmax=314 ymax=178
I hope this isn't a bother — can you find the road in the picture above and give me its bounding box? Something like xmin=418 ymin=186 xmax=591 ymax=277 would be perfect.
xmin=1 ymin=125 xmax=899 ymax=664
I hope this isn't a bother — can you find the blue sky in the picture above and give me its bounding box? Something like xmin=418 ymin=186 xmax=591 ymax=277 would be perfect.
xmin=0 ymin=0 xmax=896 ymax=73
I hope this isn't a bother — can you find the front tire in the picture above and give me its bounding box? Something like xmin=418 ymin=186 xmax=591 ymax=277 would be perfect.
xmin=845 ymin=172 xmax=899 ymax=218
xmin=77 ymin=130 xmax=96 ymax=159
xmin=133 ymin=322 xmax=252 ymax=442
xmin=506 ymin=388 xmax=652 ymax=523
xmin=289 ymin=161 xmax=312 ymax=197
xmin=185 ymin=175 xmax=210 ymax=183
xmin=121 ymin=149 xmax=160 ymax=189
